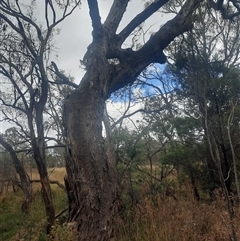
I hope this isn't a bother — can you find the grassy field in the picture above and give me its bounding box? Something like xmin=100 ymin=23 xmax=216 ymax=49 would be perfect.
xmin=0 ymin=168 xmax=240 ymax=241
xmin=0 ymin=168 xmax=69 ymax=241
xmin=29 ymin=167 xmax=66 ymax=185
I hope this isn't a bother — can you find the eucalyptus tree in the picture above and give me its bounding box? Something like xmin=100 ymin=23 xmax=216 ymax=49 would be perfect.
xmin=63 ymin=2 xmax=203 ymax=239
xmin=0 ymin=0 xmax=80 ymax=232
xmin=164 ymin=4 xmax=240 ymax=240
xmin=56 ymin=1 xmax=240 ymax=240
xmin=166 ymin=2 xmax=240 ymax=195
xmin=1 ymin=0 xmax=240 ymax=240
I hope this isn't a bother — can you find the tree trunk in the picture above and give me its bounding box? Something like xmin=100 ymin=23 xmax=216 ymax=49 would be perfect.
xmin=0 ymin=135 xmax=32 ymax=214
xmin=20 ymin=177 xmax=32 ymax=214
xmin=29 ymin=87 xmax=56 ymax=233
xmin=62 ymin=1 xmax=203 ymax=239
xmin=64 ymin=72 xmax=122 ymax=241
xmin=33 ymin=149 xmax=55 ymax=233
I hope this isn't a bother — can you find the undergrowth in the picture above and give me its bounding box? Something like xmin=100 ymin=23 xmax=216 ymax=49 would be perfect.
xmin=1 ymin=168 xmax=240 ymax=241
xmin=117 ymin=196 xmax=240 ymax=241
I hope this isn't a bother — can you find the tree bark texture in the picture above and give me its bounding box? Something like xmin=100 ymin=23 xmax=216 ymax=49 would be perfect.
xmin=63 ymin=0 xmax=203 ymax=240
xmin=64 ymin=58 xmax=122 ymax=240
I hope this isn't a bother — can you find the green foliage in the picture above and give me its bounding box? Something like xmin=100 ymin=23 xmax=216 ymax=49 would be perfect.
xmin=115 ymin=127 xmax=146 ymax=165
xmin=172 ymin=116 xmax=202 ymax=143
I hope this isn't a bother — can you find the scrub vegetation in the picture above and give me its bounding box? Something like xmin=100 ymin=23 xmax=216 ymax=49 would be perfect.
xmin=1 ymin=168 xmax=240 ymax=241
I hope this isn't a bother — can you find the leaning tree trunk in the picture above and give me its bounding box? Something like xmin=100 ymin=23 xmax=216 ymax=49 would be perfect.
xmin=64 ymin=67 xmax=122 ymax=240
xmin=0 ymin=135 xmax=32 ymax=214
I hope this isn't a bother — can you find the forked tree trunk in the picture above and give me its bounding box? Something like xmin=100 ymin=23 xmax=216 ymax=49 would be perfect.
xmin=64 ymin=70 xmax=122 ymax=240
xmin=63 ymin=1 xmax=202 ymax=240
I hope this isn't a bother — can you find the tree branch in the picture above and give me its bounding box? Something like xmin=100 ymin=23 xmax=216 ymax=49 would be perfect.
xmin=210 ymin=0 xmax=240 ymax=20
xmin=103 ymin=0 xmax=129 ymax=37
xmin=0 ymin=144 xmax=66 ymax=154
xmin=135 ymin=0 xmax=201 ymax=62
xmin=117 ymin=0 xmax=169 ymax=44
xmin=0 ymin=134 xmax=30 ymax=182
xmin=46 ymin=0 xmax=56 ymax=24
xmin=31 ymin=179 xmax=65 ymax=190
xmin=87 ymin=0 xmax=103 ymax=39
xmin=50 ymin=61 xmax=78 ymax=88
xmin=109 ymin=0 xmax=202 ymax=93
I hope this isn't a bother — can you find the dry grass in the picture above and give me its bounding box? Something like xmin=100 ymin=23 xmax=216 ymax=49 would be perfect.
xmin=28 ymin=167 xmax=66 ymax=182
xmin=117 ymin=195 xmax=240 ymax=241
xmin=48 ymin=168 xmax=66 ymax=184
xmin=2 ymin=168 xmax=240 ymax=241
xmin=26 ymin=168 xmax=66 ymax=191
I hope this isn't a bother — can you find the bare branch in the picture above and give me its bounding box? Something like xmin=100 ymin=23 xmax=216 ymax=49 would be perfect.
xmin=118 ymin=0 xmax=169 ymax=44
xmin=46 ymin=0 xmax=57 ymax=24
xmin=0 ymin=134 xmax=29 ymax=181
xmin=87 ymin=0 xmax=103 ymax=39
xmin=210 ymin=0 xmax=240 ymax=20
xmin=55 ymin=207 xmax=68 ymax=219
xmin=103 ymin=0 xmax=129 ymax=37
xmin=50 ymin=61 xmax=78 ymax=88
xmin=0 ymin=144 xmax=66 ymax=154
xmin=136 ymin=0 xmax=201 ymax=62
xmin=31 ymin=179 xmax=65 ymax=190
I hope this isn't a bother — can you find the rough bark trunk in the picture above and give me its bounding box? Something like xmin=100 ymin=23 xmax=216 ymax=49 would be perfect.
xmin=62 ymin=1 xmax=203 ymax=239
xmin=64 ymin=67 xmax=122 ymax=240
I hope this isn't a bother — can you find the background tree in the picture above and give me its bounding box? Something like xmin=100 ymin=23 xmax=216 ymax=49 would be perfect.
xmin=163 ymin=4 xmax=240 ymax=239
xmin=0 ymin=128 xmax=32 ymax=213
xmin=0 ymin=0 xmax=80 ymax=232
xmin=166 ymin=3 xmax=240 ymax=196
